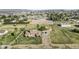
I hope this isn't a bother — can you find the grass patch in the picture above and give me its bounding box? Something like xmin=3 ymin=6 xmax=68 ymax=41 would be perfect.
xmin=13 ymin=36 xmax=42 ymax=45
xmin=50 ymin=25 xmax=79 ymax=44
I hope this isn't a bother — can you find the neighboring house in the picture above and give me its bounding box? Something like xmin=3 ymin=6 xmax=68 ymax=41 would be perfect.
xmin=60 ymin=23 xmax=72 ymax=27
xmin=0 ymin=30 xmax=8 ymax=36
xmin=71 ymin=19 xmax=79 ymax=24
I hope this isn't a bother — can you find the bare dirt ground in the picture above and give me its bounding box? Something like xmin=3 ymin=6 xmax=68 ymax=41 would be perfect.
xmin=41 ymin=29 xmax=52 ymax=48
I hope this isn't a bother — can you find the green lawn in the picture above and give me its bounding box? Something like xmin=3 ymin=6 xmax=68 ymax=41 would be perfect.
xmin=0 ymin=30 xmax=20 ymax=45
xmin=50 ymin=25 xmax=79 ymax=44
xmin=0 ymin=24 xmax=42 ymax=45
xmin=0 ymin=31 xmax=42 ymax=45
xmin=1 ymin=23 xmax=79 ymax=45
xmin=13 ymin=35 xmax=42 ymax=45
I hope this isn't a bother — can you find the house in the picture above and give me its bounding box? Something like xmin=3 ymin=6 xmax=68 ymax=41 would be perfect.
xmin=71 ymin=19 xmax=79 ymax=24
xmin=25 ymin=30 xmax=41 ymax=37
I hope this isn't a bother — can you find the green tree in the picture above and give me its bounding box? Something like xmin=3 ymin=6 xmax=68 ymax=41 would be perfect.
xmin=1 ymin=15 xmax=6 ymax=19
xmin=37 ymin=24 xmax=46 ymax=31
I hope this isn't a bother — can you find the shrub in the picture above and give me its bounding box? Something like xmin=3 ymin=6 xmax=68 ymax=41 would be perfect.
xmin=37 ymin=24 xmax=47 ymax=31
xmin=70 ymin=29 xmax=79 ymax=33
xmin=74 ymin=25 xmax=79 ymax=27
xmin=11 ymin=32 xmax=15 ymax=36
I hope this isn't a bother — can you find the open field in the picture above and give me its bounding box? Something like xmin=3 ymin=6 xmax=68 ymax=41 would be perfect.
xmin=50 ymin=24 xmax=79 ymax=44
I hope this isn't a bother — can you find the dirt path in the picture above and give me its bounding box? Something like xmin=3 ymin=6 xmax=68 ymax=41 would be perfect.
xmin=41 ymin=29 xmax=52 ymax=48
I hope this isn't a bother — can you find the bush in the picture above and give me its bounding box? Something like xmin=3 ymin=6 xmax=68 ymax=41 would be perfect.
xmin=74 ymin=25 xmax=79 ymax=27
xmin=20 ymin=28 xmax=25 ymax=31
xmin=37 ymin=24 xmax=47 ymax=31
xmin=70 ymin=29 xmax=79 ymax=33
xmin=57 ymin=24 xmax=61 ymax=26
xmin=11 ymin=32 xmax=15 ymax=36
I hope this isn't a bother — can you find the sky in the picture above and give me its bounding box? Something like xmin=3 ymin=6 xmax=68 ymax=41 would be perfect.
xmin=0 ymin=0 xmax=79 ymax=9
